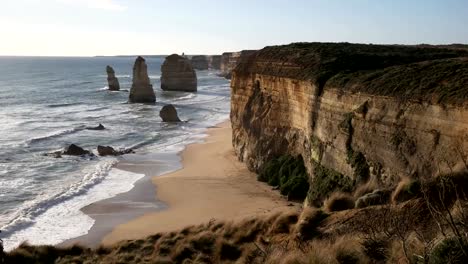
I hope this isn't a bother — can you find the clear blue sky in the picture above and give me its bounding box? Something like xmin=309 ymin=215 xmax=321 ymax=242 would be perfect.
xmin=1 ymin=0 xmax=467 ymax=56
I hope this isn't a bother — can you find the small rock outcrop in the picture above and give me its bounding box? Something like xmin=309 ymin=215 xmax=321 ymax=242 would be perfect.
xmin=129 ymin=56 xmax=156 ymax=103
xmin=97 ymin=146 xmax=134 ymax=156
xmin=86 ymin=124 xmax=105 ymax=131
xmin=161 ymin=54 xmax=197 ymax=92
xmin=106 ymin=66 xmax=120 ymax=91
xmin=63 ymin=144 xmax=92 ymax=156
xmin=190 ymin=55 xmax=209 ymax=70
xmin=159 ymin=104 xmax=181 ymax=122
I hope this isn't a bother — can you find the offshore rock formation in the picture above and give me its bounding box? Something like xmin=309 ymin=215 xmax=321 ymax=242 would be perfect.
xmin=129 ymin=56 xmax=156 ymax=103
xmin=106 ymin=66 xmax=120 ymax=91
xmin=231 ymin=43 xmax=468 ymax=205
xmin=97 ymin=145 xmax=134 ymax=156
xmin=209 ymin=55 xmax=222 ymax=70
xmin=219 ymin=50 xmax=257 ymax=79
xmin=161 ymin=54 xmax=197 ymax=92
xmin=159 ymin=104 xmax=181 ymax=122
xmin=190 ymin=55 xmax=209 ymax=70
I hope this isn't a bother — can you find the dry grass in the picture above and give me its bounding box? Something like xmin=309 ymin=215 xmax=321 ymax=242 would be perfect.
xmin=4 ymin=173 xmax=468 ymax=264
xmin=353 ymin=179 xmax=380 ymax=199
xmin=391 ymin=177 xmax=421 ymax=204
xmin=324 ymin=192 xmax=355 ymax=212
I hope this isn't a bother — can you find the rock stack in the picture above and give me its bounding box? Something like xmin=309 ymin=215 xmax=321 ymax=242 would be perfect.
xmin=161 ymin=54 xmax=197 ymax=92
xmin=190 ymin=55 xmax=209 ymax=70
xmin=129 ymin=56 xmax=156 ymax=103
xmin=159 ymin=104 xmax=181 ymax=122
xmin=106 ymin=66 xmax=120 ymax=91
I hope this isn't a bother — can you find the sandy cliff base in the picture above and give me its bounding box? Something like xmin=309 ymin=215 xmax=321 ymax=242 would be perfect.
xmin=102 ymin=121 xmax=299 ymax=245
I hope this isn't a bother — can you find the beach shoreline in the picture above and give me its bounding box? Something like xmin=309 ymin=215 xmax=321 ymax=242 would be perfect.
xmin=101 ymin=120 xmax=300 ymax=246
xmin=61 ymin=120 xmax=300 ymax=248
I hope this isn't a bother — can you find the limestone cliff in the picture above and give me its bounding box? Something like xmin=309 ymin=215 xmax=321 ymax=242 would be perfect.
xmin=129 ymin=56 xmax=156 ymax=103
xmin=161 ymin=54 xmax=197 ymax=92
xmin=220 ymin=50 xmax=257 ymax=79
xmin=231 ymin=43 xmax=468 ymax=204
xmin=209 ymin=55 xmax=222 ymax=70
xmin=191 ymin=55 xmax=209 ymax=70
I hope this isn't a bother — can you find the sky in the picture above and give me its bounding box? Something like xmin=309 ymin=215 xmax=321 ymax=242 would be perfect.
xmin=0 ymin=0 xmax=467 ymax=56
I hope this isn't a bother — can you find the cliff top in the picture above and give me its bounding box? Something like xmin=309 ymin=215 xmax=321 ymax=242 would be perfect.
xmin=234 ymin=42 xmax=468 ymax=104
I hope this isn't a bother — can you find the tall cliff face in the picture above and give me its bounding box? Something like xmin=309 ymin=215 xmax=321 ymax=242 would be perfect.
xmin=220 ymin=50 xmax=257 ymax=79
xmin=191 ymin=55 xmax=209 ymax=70
xmin=231 ymin=43 xmax=468 ymax=203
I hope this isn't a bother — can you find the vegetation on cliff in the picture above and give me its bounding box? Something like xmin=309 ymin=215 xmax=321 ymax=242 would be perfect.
xmin=234 ymin=42 xmax=468 ymax=104
xmin=2 ymin=172 xmax=468 ymax=264
xmin=258 ymin=155 xmax=309 ymax=201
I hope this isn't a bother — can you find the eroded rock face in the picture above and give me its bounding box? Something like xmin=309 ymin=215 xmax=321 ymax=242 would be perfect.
xmin=106 ymin=66 xmax=120 ymax=91
xmin=161 ymin=54 xmax=197 ymax=92
xmin=159 ymin=104 xmax=181 ymax=122
xmin=129 ymin=56 xmax=156 ymax=103
xmin=219 ymin=50 xmax=257 ymax=79
xmin=191 ymin=55 xmax=209 ymax=70
xmin=209 ymin=55 xmax=222 ymax=70
xmin=231 ymin=43 xmax=468 ymax=205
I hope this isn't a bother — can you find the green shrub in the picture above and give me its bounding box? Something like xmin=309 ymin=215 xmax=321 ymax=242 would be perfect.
xmin=430 ymin=237 xmax=468 ymax=264
xmin=258 ymin=155 xmax=310 ymax=201
xmin=308 ymin=163 xmax=354 ymax=206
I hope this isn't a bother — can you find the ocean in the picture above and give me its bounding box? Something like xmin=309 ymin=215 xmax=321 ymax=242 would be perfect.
xmin=0 ymin=56 xmax=231 ymax=250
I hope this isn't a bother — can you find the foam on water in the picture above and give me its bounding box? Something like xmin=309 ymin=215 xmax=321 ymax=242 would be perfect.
xmin=0 ymin=56 xmax=231 ymax=250
xmin=2 ymin=166 xmax=145 ymax=251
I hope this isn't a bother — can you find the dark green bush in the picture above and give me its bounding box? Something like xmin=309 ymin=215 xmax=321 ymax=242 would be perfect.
xmin=258 ymin=155 xmax=310 ymax=201
xmin=307 ymin=163 xmax=354 ymax=206
xmin=430 ymin=237 xmax=468 ymax=264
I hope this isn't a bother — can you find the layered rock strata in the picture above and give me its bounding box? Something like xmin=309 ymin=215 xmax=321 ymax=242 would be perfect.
xmin=191 ymin=55 xmax=209 ymax=70
xmin=231 ymin=43 xmax=468 ymax=204
xmin=106 ymin=66 xmax=120 ymax=91
xmin=209 ymin=55 xmax=222 ymax=70
xmin=161 ymin=54 xmax=197 ymax=92
xmin=129 ymin=56 xmax=156 ymax=103
xmin=220 ymin=50 xmax=257 ymax=79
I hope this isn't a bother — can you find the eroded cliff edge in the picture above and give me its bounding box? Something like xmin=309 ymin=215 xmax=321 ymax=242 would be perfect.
xmin=231 ymin=42 xmax=468 ymax=204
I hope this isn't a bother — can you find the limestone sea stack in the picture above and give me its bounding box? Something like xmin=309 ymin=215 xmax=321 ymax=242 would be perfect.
xmin=159 ymin=104 xmax=181 ymax=122
xmin=161 ymin=54 xmax=197 ymax=92
xmin=190 ymin=55 xmax=209 ymax=70
xmin=129 ymin=56 xmax=156 ymax=103
xmin=106 ymin=65 xmax=120 ymax=91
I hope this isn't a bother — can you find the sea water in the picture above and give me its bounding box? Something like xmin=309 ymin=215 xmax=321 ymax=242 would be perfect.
xmin=0 ymin=56 xmax=230 ymax=250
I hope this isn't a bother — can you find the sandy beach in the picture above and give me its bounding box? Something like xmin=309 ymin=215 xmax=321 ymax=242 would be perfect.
xmin=101 ymin=120 xmax=300 ymax=245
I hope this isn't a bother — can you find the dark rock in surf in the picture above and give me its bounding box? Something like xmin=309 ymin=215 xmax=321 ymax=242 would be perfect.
xmin=106 ymin=66 xmax=120 ymax=91
xmin=63 ymin=144 xmax=92 ymax=156
xmin=129 ymin=56 xmax=156 ymax=103
xmin=97 ymin=146 xmax=134 ymax=156
xmin=159 ymin=104 xmax=181 ymax=122
xmin=86 ymin=124 xmax=105 ymax=130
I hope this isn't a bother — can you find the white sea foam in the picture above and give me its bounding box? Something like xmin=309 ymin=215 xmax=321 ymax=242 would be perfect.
xmin=2 ymin=164 xmax=145 ymax=251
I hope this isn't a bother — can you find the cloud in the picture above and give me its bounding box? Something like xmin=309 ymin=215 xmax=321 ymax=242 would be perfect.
xmin=56 ymin=0 xmax=127 ymax=11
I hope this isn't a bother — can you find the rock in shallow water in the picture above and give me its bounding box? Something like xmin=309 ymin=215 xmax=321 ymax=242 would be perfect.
xmin=97 ymin=146 xmax=134 ymax=156
xmin=129 ymin=56 xmax=156 ymax=103
xmin=86 ymin=124 xmax=105 ymax=130
xmin=161 ymin=54 xmax=197 ymax=92
xmin=63 ymin=144 xmax=92 ymax=156
xmin=159 ymin=104 xmax=181 ymax=122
